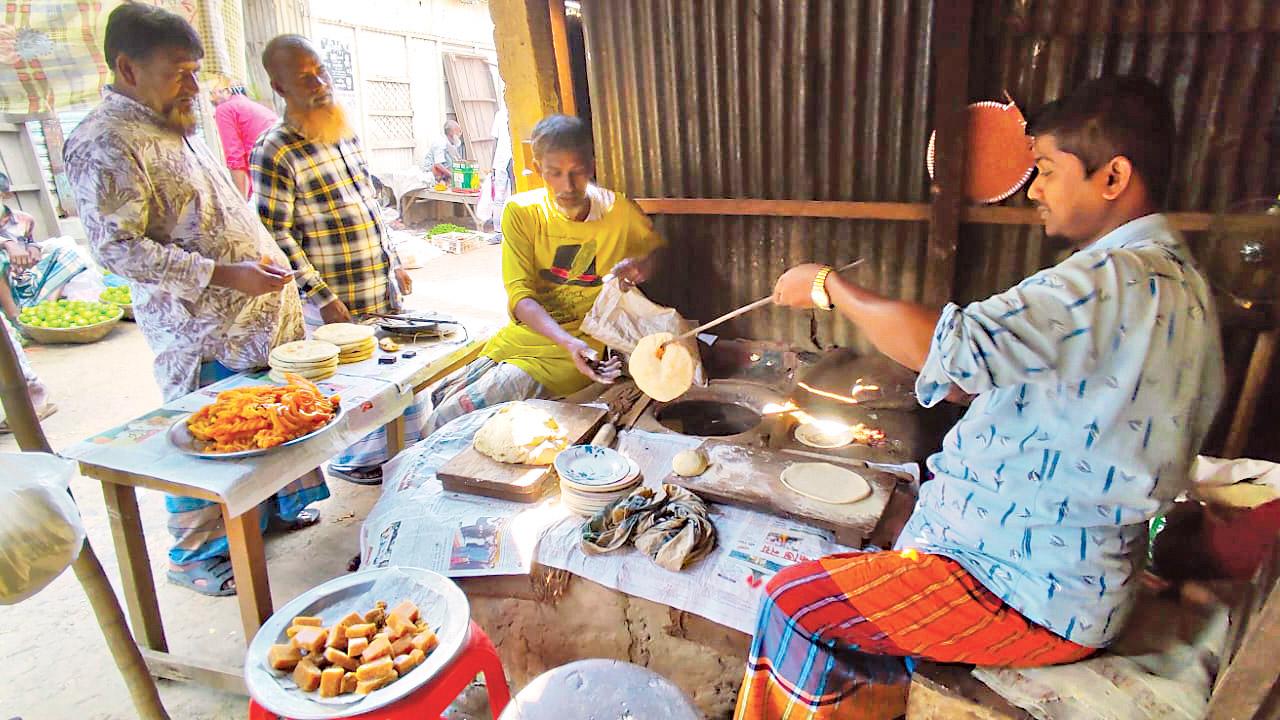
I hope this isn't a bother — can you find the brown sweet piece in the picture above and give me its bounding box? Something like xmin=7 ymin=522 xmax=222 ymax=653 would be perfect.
xmin=362 ymin=635 xmax=392 ymax=662
xmin=291 ymin=626 xmax=328 ymax=654
xmin=386 ymin=612 xmax=414 ymax=641
xmin=389 ymin=634 xmax=413 ymax=658
xmin=355 ymin=674 xmax=394 ymax=695
xmin=292 ymin=658 xmax=322 ymax=692
xmin=336 ymin=611 xmax=363 ymax=628
xmin=268 ymin=643 xmax=303 ymax=671
xmin=362 ymin=607 xmax=385 ymax=625
xmin=341 ymin=671 xmax=359 ymax=694
xmin=319 ymin=666 xmax=345 ymax=698
xmin=345 ymin=623 xmax=376 ymax=639
xmin=393 ymin=648 xmax=424 ymax=675
xmin=347 ymin=636 xmax=369 ymax=657
xmin=292 ymin=616 xmax=324 ymax=627
xmin=326 ymin=624 xmax=347 ymax=650
xmin=355 ymin=656 xmax=395 ymax=681
xmin=389 ymin=600 xmax=419 ymax=623
xmin=323 ymin=647 xmax=359 ymax=672
xmin=286 ymin=626 xmax=301 ymax=639
xmin=410 ymin=629 xmax=438 ymax=654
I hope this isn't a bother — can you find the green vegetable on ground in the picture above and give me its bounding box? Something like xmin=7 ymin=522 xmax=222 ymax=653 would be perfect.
xmin=427 ymin=223 xmax=469 ymax=237
xmin=18 ymin=298 xmax=120 ymax=329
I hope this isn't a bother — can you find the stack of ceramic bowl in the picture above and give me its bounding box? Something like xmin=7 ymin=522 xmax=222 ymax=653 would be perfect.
xmin=268 ymin=339 xmax=340 ymax=383
xmin=554 ymin=445 xmax=643 ymax=517
xmin=314 ymin=323 xmax=377 ymax=364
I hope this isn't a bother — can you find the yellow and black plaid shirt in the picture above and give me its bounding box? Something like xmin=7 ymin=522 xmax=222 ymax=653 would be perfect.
xmin=251 ymin=125 xmax=400 ymax=315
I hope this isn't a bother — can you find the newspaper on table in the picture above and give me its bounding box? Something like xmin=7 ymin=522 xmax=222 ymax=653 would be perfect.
xmin=363 ymin=410 xmax=918 ymax=634
xmin=360 ymin=406 xmax=555 ymax=577
xmin=330 ymin=325 xmax=490 ymax=394
xmin=62 ymin=370 xmax=403 ymax=516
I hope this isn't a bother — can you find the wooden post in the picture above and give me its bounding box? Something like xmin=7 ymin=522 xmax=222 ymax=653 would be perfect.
xmin=1223 ymin=328 xmax=1279 ymax=458
xmin=0 ymin=326 xmax=170 ymax=719
xmin=923 ymin=0 xmax=975 ymax=307
xmin=549 ymin=0 xmax=576 ymax=117
xmin=489 ymin=0 xmax=564 ymax=192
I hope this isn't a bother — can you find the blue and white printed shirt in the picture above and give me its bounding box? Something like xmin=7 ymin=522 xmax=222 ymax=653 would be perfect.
xmin=896 ymin=214 xmax=1224 ymax=647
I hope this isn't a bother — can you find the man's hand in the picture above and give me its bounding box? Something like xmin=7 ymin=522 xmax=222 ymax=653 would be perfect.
xmin=563 ymin=338 xmax=620 ymax=384
xmin=608 ymin=256 xmax=654 ymax=292
xmin=772 ymin=263 xmax=827 ymax=308
xmin=4 ymin=240 xmax=39 ymax=273
xmin=320 ymin=299 xmax=352 ymax=324
xmin=394 ymin=268 xmax=413 ymax=295
xmin=210 ymin=260 xmax=294 ymax=296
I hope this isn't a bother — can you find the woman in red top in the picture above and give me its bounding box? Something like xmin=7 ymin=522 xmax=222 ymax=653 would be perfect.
xmin=211 ymin=80 xmax=280 ymax=197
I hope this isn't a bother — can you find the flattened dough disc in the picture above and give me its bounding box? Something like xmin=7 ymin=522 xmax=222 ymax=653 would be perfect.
xmin=780 ymin=462 xmax=872 ymax=504
xmin=630 ymin=332 xmax=695 ymax=402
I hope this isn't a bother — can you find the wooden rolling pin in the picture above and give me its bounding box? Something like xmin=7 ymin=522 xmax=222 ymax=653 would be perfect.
xmin=661 ymin=258 xmax=865 ymax=349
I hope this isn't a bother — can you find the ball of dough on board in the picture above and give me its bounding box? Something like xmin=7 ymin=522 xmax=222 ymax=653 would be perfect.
xmin=630 ymin=332 xmax=695 ymax=402
xmin=473 ymin=402 xmax=568 ymax=465
xmin=672 ymin=448 xmax=709 ymax=477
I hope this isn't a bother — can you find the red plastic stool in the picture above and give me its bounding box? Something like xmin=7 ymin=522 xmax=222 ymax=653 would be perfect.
xmin=250 ymin=621 xmax=510 ymax=720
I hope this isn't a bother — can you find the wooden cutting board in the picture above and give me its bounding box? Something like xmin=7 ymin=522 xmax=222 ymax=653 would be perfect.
xmin=666 ymin=439 xmax=897 ymax=547
xmin=439 ymin=400 xmax=608 ymax=502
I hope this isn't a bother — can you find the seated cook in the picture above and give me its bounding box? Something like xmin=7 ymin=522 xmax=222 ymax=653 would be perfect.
xmin=422 ymin=114 xmax=663 ymax=435
xmin=734 ymin=75 xmax=1225 ymax=720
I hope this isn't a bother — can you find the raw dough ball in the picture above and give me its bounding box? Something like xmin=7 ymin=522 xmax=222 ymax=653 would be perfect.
xmin=780 ymin=462 xmax=872 ymax=504
xmin=672 ymin=448 xmax=709 ymax=477
xmin=473 ymin=403 xmax=569 ymax=465
xmin=630 ymin=332 xmax=695 ymax=402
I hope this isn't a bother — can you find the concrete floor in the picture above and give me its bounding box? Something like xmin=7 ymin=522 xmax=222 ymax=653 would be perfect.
xmin=0 ymin=245 xmax=505 ymax=720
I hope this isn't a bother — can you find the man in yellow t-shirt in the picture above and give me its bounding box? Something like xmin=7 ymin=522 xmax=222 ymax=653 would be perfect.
xmin=423 ymin=115 xmax=664 ymax=435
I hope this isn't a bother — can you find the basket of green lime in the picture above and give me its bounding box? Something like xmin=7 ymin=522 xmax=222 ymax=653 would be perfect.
xmin=17 ymin=299 xmax=125 ymax=344
xmin=100 ymin=285 xmax=133 ymax=319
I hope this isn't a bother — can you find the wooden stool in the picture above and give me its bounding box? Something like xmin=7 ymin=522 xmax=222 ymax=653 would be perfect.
xmin=497 ymin=659 xmax=699 ymax=719
xmin=249 ymin=621 xmax=510 ymax=719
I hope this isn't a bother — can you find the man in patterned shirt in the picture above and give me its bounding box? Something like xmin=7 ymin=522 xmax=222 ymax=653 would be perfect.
xmin=736 ymin=76 xmax=1225 ymax=720
xmin=65 ymin=4 xmax=327 ymax=597
xmin=252 ymin=34 xmax=415 ymax=484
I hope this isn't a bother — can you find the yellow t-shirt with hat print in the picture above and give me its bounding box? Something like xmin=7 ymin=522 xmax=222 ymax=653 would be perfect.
xmin=482 ymin=186 xmax=664 ymax=396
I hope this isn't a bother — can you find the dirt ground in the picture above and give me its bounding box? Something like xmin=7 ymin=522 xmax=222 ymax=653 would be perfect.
xmin=0 ymin=245 xmax=506 ymax=720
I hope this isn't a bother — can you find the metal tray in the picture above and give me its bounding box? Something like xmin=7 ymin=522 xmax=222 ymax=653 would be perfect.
xmin=245 ymin=567 xmax=470 ymax=719
xmin=372 ymin=312 xmax=463 ymax=338
xmin=166 ymin=403 xmax=346 ymax=460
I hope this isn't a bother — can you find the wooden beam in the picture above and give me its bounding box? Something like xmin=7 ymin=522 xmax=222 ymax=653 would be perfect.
xmin=923 ymin=0 xmax=975 ymax=307
xmin=490 ymin=0 xmax=563 ymax=192
xmin=548 ymin=0 xmax=576 ymax=116
xmin=101 ymin=482 xmax=169 ymax=653
xmin=633 ymin=198 xmax=1223 ymax=231
xmin=1222 ymin=328 xmax=1279 ymax=458
xmin=140 ymin=649 xmax=248 ymax=696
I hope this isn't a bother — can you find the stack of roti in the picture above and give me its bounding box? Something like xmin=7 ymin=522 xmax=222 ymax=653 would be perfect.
xmin=269 ymin=340 xmax=340 ymax=383
xmin=314 ymin=323 xmax=377 ymax=365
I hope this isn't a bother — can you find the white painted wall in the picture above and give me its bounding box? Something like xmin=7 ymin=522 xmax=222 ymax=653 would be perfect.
xmin=310 ymin=0 xmax=498 ymax=173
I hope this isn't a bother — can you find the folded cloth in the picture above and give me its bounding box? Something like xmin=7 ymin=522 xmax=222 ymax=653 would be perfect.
xmin=581 ymin=484 xmax=717 ymax=570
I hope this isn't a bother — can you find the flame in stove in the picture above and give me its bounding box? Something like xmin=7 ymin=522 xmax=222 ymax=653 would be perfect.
xmin=796 ymin=378 xmax=880 ymax=405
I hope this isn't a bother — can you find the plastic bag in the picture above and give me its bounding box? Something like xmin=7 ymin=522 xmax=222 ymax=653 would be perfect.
xmin=581 ymin=279 xmax=705 ymax=386
xmin=0 ymin=452 xmax=85 ymax=604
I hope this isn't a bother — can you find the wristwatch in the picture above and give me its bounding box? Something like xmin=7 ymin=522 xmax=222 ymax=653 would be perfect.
xmin=810 ymin=266 xmax=836 ymax=311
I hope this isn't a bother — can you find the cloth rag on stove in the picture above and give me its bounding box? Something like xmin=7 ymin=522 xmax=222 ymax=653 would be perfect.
xmin=580 ymin=484 xmax=716 ymax=570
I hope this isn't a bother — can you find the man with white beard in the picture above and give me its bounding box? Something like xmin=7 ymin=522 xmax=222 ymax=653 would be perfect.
xmin=251 ymin=35 xmax=415 ymax=485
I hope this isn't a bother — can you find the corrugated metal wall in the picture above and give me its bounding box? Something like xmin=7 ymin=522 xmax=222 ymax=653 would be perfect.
xmin=582 ymin=0 xmax=934 ymax=350
xmin=581 ymin=0 xmax=1280 ymax=348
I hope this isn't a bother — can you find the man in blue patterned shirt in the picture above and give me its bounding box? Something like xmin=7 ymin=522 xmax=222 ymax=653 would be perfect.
xmin=735 ymin=76 xmax=1225 ymax=720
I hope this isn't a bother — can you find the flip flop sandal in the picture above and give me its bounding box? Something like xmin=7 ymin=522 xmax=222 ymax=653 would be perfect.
xmin=0 ymin=402 xmax=58 ymax=434
xmin=328 ymin=466 xmax=383 ymax=485
xmin=267 ymin=507 xmax=321 ymax=534
xmin=167 ymin=557 xmax=237 ymax=597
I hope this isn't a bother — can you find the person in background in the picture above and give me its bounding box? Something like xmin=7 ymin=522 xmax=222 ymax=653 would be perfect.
xmin=736 ymin=76 xmax=1224 ymax=720
xmin=421 ymin=114 xmax=663 ymax=435
xmin=0 ymin=172 xmax=90 ymax=323
xmin=253 ymin=34 xmax=416 ymax=486
xmin=425 ymin=119 xmax=464 ymax=184
xmin=211 ymin=78 xmax=280 ymax=197
xmin=64 ymin=4 xmax=326 ymax=597
xmin=0 ymin=314 xmax=55 ymax=432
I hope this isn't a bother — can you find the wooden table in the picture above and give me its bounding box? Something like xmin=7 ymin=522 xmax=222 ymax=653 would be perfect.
xmin=70 ymin=331 xmax=487 ymax=693
xmin=401 ymin=187 xmax=485 ymax=230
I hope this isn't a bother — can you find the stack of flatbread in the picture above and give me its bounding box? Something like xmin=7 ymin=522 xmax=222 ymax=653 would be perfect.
xmin=269 ymin=340 xmax=340 ymax=383
xmin=314 ymin=323 xmax=377 ymax=365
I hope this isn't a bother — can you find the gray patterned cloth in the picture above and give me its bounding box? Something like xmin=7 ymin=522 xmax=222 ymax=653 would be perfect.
xmin=65 ymin=88 xmax=303 ymax=401
xmin=581 ymin=484 xmax=717 ymax=571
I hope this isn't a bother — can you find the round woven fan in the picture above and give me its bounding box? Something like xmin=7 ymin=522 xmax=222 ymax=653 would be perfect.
xmin=927 ymin=100 xmax=1036 ymax=204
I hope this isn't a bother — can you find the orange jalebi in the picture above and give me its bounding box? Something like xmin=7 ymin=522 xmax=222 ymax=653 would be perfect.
xmin=186 ymin=373 xmax=341 ymax=453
